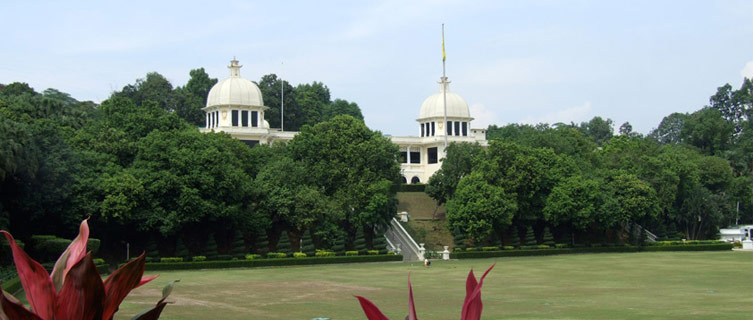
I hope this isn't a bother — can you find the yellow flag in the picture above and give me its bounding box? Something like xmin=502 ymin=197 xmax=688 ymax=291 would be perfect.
xmin=442 ymin=33 xmax=446 ymax=62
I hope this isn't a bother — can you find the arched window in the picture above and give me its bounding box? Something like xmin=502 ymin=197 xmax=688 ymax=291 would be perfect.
xmin=411 ymin=176 xmax=421 ymax=184
xmin=401 ymin=176 xmax=408 ymax=184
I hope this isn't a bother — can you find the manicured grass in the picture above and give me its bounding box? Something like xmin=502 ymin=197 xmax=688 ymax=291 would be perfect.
xmin=115 ymin=251 xmax=752 ymax=319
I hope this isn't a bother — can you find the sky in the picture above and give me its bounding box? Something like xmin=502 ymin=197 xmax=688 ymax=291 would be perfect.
xmin=1 ymin=0 xmax=752 ymax=136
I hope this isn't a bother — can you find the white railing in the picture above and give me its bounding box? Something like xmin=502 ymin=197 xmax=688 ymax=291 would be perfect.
xmin=385 ymin=218 xmax=423 ymax=261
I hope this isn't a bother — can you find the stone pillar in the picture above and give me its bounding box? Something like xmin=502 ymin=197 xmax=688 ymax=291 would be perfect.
xmin=418 ymin=243 xmax=425 ymax=261
xmin=395 ymin=243 xmax=401 ymax=255
xmin=743 ymin=239 xmax=753 ymax=250
xmin=406 ymin=145 xmax=411 ymax=164
xmin=442 ymin=246 xmax=450 ymax=260
xmin=399 ymin=211 xmax=409 ymax=222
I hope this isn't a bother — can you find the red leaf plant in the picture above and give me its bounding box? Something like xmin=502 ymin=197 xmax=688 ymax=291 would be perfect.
xmin=356 ymin=264 xmax=495 ymax=320
xmin=0 ymin=219 xmax=176 ymax=320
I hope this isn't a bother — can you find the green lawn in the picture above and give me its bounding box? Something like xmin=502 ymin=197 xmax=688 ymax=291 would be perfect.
xmin=116 ymin=251 xmax=752 ymax=319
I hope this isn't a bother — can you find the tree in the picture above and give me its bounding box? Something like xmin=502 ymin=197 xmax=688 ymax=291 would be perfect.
xmin=173 ymin=68 xmax=217 ymax=126
xmin=293 ymin=81 xmax=331 ymax=130
xmin=680 ymin=107 xmax=734 ymax=155
xmin=650 ymin=112 xmax=688 ymax=145
xmin=288 ymin=115 xmax=401 ymax=240
xmin=446 ymin=172 xmax=516 ymax=244
xmin=709 ymin=79 xmax=753 ymax=136
xmin=579 ymin=116 xmax=614 ymax=146
xmin=323 ymin=99 xmax=363 ymax=121
xmin=426 ymin=142 xmax=485 ymax=206
xmin=257 ymin=74 xmax=297 ymax=130
xmin=544 ymin=175 xmax=601 ymax=231
xmin=113 ymin=72 xmax=174 ymax=111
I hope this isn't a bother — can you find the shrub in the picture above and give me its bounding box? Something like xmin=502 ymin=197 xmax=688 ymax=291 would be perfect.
xmin=215 ymin=254 xmax=233 ymax=261
xmin=554 ymin=243 xmax=568 ymax=248
xmin=345 ymin=251 xmax=359 ymax=256
xmin=453 ymin=247 xmax=464 ymax=252
xmin=293 ymin=252 xmax=307 ymax=258
xmin=367 ymin=250 xmax=379 ymax=255
xmin=160 ymin=257 xmax=184 ymax=263
xmin=398 ymin=183 xmax=426 ymax=192
xmin=143 ymin=254 xmax=404 ymax=271
xmin=245 ymin=254 xmax=261 ymax=260
xmin=315 ymin=250 xmax=335 ymax=257
xmin=536 ymin=244 xmax=550 ymax=249
xmin=482 ymin=246 xmax=499 ymax=251
xmin=87 ymin=238 xmax=101 ymax=255
xmin=503 ymin=246 xmax=514 ymax=250
xmin=192 ymin=256 xmax=206 ymax=262
xmin=267 ymin=252 xmax=287 ymax=258
xmin=519 ymin=245 xmax=537 ymax=250
xmin=93 ymin=258 xmax=106 ymax=266
xmin=277 ymin=232 xmax=293 ymax=255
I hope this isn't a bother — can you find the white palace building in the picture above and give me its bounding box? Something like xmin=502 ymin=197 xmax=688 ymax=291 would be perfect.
xmin=200 ymin=59 xmax=488 ymax=184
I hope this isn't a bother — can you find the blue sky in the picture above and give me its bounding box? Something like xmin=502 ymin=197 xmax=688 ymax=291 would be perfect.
xmin=2 ymin=0 xmax=752 ymax=136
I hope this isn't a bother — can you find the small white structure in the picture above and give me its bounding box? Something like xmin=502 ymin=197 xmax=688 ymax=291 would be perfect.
xmin=201 ymin=58 xmax=488 ymax=182
xmin=743 ymin=239 xmax=753 ymax=250
xmin=719 ymin=225 xmax=753 ymax=242
xmin=442 ymin=245 xmax=450 ymax=260
xmin=398 ymin=211 xmax=409 ymax=222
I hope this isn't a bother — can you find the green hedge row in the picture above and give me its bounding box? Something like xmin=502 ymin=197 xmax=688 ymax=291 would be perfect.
xmin=142 ymin=254 xmax=403 ymax=271
xmin=451 ymin=243 xmax=733 ymax=259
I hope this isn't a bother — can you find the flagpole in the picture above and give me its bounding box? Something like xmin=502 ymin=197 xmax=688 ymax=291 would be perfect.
xmin=442 ymin=24 xmax=448 ymax=152
xmin=280 ymin=62 xmax=284 ymax=131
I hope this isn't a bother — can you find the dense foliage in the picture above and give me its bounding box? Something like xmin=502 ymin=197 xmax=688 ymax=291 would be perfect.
xmin=0 ymin=69 xmax=379 ymax=266
xmin=435 ymin=78 xmax=752 ymax=244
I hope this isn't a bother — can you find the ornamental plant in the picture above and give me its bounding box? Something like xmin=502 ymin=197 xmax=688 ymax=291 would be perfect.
xmin=356 ymin=264 xmax=495 ymax=320
xmin=0 ymin=219 xmax=176 ymax=320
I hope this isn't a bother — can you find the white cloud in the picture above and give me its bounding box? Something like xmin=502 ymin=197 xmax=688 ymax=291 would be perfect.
xmin=469 ymin=103 xmax=498 ymax=128
xmin=742 ymin=61 xmax=753 ymax=79
xmin=519 ymin=101 xmax=592 ymax=126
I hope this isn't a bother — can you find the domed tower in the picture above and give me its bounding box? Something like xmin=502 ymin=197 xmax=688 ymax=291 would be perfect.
xmin=202 ymin=59 xmax=275 ymax=146
xmin=417 ymin=76 xmax=473 ymax=139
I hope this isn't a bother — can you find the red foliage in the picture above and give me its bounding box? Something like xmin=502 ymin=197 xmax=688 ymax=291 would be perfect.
xmin=0 ymin=220 xmax=174 ymax=320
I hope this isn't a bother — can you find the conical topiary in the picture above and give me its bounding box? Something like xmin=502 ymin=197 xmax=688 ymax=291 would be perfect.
xmin=542 ymin=227 xmax=555 ymax=246
xmin=511 ymin=227 xmax=521 ymax=247
xmin=301 ymin=230 xmax=316 ymax=256
xmin=277 ymin=232 xmax=292 ymax=256
xmin=372 ymin=232 xmax=388 ymax=254
xmin=331 ymin=231 xmax=346 ymax=255
xmin=174 ymin=238 xmax=189 ymax=259
xmin=146 ymin=238 xmax=160 ymax=262
xmin=254 ymin=232 xmax=269 ymax=256
xmin=203 ymin=233 xmax=219 ymax=260
xmin=524 ymin=227 xmax=536 ymax=246
xmin=230 ymin=230 xmax=246 ymax=259
xmin=354 ymin=227 xmax=367 ymax=253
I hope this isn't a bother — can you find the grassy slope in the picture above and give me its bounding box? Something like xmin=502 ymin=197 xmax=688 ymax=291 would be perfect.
xmin=116 ymin=251 xmax=753 ymax=320
xmin=396 ymin=192 xmax=454 ymax=251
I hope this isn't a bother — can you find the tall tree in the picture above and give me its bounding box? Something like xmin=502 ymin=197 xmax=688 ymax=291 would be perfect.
xmin=426 ymin=142 xmax=485 ymax=206
xmin=174 ymin=68 xmax=217 ymax=126
xmin=257 ymin=74 xmax=297 ymax=130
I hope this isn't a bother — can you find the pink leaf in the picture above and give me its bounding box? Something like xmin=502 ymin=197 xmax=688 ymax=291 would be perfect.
xmin=54 ymin=254 xmax=104 ymax=320
xmin=137 ymin=274 xmax=159 ymax=289
xmin=356 ymin=296 xmax=391 ymax=320
xmin=0 ymin=285 xmax=42 ymax=320
xmin=407 ymin=273 xmax=417 ymax=320
xmin=130 ymin=302 xmax=167 ymax=320
xmin=460 ymin=264 xmax=495 ymax=320
xmin=102 ymin=253 xmax=150 ymax=320
xmin=1 ymin=231 xmax=55 ymax=320
xmin=51 ymin=219 xmax=90 ymax=292
xmin=463 ymin=269 xmax=478 ymax=308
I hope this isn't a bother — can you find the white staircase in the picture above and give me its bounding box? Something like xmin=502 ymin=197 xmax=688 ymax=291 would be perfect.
xmin=384 ymin=218 xmax=424 ymax=261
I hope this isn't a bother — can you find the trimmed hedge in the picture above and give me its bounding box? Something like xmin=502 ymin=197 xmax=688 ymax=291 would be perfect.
xmin=142 ymin=254 xmax=403 ymax=271
xmin=451 ymin=243 xmax=733 ymax=259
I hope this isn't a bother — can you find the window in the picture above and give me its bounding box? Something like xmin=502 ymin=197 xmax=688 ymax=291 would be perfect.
xmin=399 ymin=152 xmax=407 ymax=163
xmin=214 ymin=111 xmax=219 ymax=127
xmin=410 ymin=151 xmax=420 ymax=164
xmin=428 ymin=147 xmax=438 ymax=164
xmin=431 ymin=122 xmax=435 ymax=136
xmin=421 ymin=123 xmax=425 ymax=137
xmin=411 ymin=176 xmax=421 ymax=184
xmin=241 ymin=140 xmax=259 ymax=148
xmin=454 ymin=121 xmax=460 ymax=136
xmin=241 ymin=111 xmax=248 ymax=127
xmin=232 ymin=110 xmax=239 ymax=126
xmin=251 ymin=111 xmax=258 ymax=127
xmin=462 ymin=122 xmax=468 ymax=136
xmin=446 ymin=121 xmax=452 ymax=135
xmin=401 ymin=176 xmax=407 ymax=184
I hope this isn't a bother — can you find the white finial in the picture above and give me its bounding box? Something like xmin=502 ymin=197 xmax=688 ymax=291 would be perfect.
xmin=229 ymin=58 xmax=242 ymax=77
